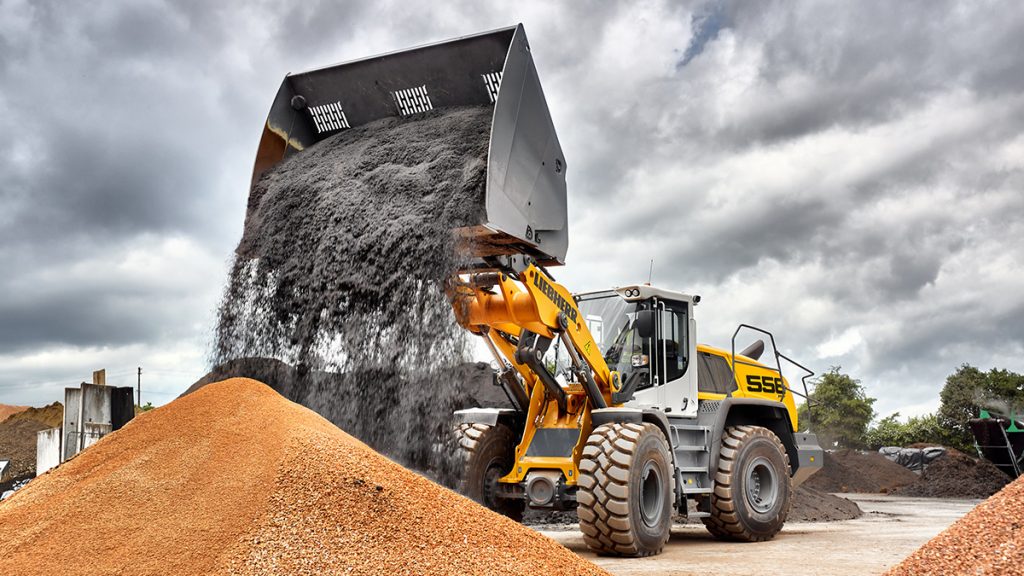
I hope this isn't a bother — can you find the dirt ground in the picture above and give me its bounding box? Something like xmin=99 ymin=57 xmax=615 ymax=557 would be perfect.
xmin=542 ymin=494 xmax=979 ymax=576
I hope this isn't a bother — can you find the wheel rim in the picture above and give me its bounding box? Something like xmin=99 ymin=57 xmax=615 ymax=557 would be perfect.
xmin=744 ymin=456 xmax=778 ymax=514
xmin=482 ymin=459 xmax=504 ymax=507
xmin=639 ymin=460 xmax=664 ymax=527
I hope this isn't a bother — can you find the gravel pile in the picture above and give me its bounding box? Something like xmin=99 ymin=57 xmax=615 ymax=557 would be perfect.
xmin=893 ymin=450 xmax=1009 ymax=498
xmin=805 ymin=449 xmax=918 ymax=493
xmin=0 ymin=378 xmax=608 ymax=576
xmin=214 ymin=106 xmax=493 ymax=486
xmin=2 ymin=402 xmax=63 ymax=429
xmin=788 ymin=485 xmax=863 ymax=522
xmin=0 ymin=417 xmax=50 ymax=481
xmin=885 ymin=475 xmax=1024 ymax=575
xmin=0 ymin=405 xmax=28 ymax=423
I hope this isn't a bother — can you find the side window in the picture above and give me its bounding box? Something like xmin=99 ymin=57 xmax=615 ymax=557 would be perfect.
xmin=659 ymin=304 xmax=688 ymax=383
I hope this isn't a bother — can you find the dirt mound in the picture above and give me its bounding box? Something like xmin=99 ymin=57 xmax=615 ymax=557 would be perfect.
xmin=885 ymin=475 xmax=1024 ymax=575
xmin=893 ymin=451 xmax=1009 ymax=499
xmin=3 ymin=402 xmax=63 ymax=429
xmin=788 ymin=485 xmax=863 ymax=522
xmin=805 ymin=449 xmax=918 ymax=493
xmin=0 ymin=378 xmax=606 ymax=576
xmin=0 ymin=417 xmax=49 ymax=480
xmin=0 ymin=405 xmax=28 ymax=423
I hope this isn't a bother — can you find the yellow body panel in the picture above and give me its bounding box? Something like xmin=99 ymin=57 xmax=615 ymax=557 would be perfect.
xmin=696 ymin=344 xmax=800 ymax=432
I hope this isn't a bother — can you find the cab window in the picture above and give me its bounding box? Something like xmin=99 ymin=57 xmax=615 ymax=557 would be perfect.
xmin=658 ymin=304 xmax=688 ymax=383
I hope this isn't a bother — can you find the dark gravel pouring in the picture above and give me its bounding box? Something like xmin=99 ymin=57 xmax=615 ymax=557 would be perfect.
xmin=213 ymin=106 xmax=493 ymax=485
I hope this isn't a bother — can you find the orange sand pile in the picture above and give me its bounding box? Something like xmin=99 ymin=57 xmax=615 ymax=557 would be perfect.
xmin=886 ymin=474 xmax=1024 ymax=575
xmin=0 ymin=378 xmax=606 ymax=576
xmin=0 ymin=404 xmax=29 ymax=423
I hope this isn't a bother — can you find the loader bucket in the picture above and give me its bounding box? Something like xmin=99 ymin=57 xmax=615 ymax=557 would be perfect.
xmin=251 ymin=24 xmax=568 ymax=265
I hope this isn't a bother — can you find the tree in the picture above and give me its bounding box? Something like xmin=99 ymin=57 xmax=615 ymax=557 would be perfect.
xmin=938 ymin=364 xmax=1024 ymax=451
xmin=799 ymin=367 xmax=876 ymax=448
xmin=863 ymin=412 xmax=955 ymax=449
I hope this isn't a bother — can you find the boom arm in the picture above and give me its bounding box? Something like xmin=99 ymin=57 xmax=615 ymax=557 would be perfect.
xmin=449 ymin=264 xmax=616 ymax=413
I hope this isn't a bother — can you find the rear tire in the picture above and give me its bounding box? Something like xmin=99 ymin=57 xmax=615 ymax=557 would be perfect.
xmin=455 ymin=422 xmax=525 ymax=522
xmin=702 ymin=425 xmax=792 ymax=542
xmin=578 ymin=422 xmax=673 ymax=557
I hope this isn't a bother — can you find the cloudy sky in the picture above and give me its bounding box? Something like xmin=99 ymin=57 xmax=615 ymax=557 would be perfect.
xmin=1 ymin=0 xmax=1022 ymax=420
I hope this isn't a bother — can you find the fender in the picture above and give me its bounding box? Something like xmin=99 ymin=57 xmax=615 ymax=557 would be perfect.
xmin=453 ymin=408 xmax=521 ymax=430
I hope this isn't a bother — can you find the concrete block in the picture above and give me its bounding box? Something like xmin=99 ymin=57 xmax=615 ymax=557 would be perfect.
xmin=36 ymin=428 xmax=61 ymax=476
xmin=63 ymin=387 xmax=82 ymax=461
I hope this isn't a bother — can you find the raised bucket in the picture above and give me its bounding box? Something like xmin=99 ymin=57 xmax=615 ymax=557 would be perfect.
xmin=251 ymin=24 xmax=568 ymax=265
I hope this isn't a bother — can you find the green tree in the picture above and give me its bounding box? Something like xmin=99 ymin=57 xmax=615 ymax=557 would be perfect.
xmin=938 ymin=364 xmax=1024 ymax=451
xmin=799 ymin=367 xmax=876 ymax=448
xmin=863 ymin=412 xmax=954 ymax=449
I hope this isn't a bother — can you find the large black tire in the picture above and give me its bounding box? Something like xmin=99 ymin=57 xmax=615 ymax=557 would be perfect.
xmin=578 ymin=422 xmax=673 ymax=557
xmin=702 ymin=425 xmax=793 ymax=542
xmin=455 ymin=422 xmax=525 ymax=522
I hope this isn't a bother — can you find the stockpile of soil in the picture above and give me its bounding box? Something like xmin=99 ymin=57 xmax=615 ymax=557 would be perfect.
xmin=213 ymin=106 xmax=493 ymax=485
xmin=885 ymin=475 xmax=1024 ymax=575
xmin=0 ymin=379 xmax=607 ymax=576
xmin=805 ymin=449 xmax=918 ymax=493
xmin=893 ymin=451 xmax=1009 ymax=498
xmin=0 ymin=419 xmax=48 ymax=480
xmin=0 ymin=405 xmax=28 ymax=423
xmin=3 ymin=402 xmax=63 ymax=429
xmin=788 ymin=485 xmax=863 ymax=522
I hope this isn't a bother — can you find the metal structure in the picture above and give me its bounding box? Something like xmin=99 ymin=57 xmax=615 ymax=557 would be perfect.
xmin=970 ymin=411 xmax=1024 ymax=478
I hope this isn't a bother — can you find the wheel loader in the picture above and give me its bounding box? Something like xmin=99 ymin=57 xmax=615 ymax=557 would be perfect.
xmin=252 ymin=24 xmax=824 ymax=557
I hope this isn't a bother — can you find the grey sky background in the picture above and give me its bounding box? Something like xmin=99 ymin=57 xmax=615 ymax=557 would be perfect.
xmin=1 ymin=1 xmax=1022 ymax=420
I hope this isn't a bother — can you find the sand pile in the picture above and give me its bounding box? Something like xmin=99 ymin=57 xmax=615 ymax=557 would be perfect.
xmin=0 ymin=378 xmax=607 ymax=576
xmin=0 ymin=404 xmax=29 ymax=422
xmin=805 ymin=449 xmax=918 ymax=493
xmin=2 ymin=401 xmax=63 ymax=428
xmin=893 ymin=450 xmax=1009 ymax=498
xmin=214 ymin=106 xmax=493 ymax=485
xmin=886 ymin=475 xmax=1024 ymax=575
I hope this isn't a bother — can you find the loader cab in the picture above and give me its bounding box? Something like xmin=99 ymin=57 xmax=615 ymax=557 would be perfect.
xmin=576 ymin=286 xmax=700 ymax=417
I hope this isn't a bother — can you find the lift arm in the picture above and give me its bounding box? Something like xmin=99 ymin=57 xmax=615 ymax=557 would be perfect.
xmin=449 ymin=264 xmax=616 ymax=413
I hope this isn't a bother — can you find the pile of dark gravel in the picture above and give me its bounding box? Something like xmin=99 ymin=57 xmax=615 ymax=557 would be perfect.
xmin=805 ymin=449 xmax=919 ymax=494
xmin=893 ymin=451 xmax=1009 ymax=499
xmin=213 ymin=106 xmax=493 ymax=486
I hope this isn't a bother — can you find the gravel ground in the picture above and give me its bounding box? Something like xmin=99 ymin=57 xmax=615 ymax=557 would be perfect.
xmin=544 ymin=494 xmax=979 ymax=576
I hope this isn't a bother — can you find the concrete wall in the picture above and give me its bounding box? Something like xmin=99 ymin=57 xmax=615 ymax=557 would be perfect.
xmin=36 ymin=428 xmax=61 ymax=476
xmin=80 ymin=383 xmax=112 ymax=427
xmin=63 ymin=387 xmax=82 ymax=461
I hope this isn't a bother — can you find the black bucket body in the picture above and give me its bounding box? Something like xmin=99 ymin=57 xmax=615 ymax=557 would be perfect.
xmin=252 ymin=24 xmax=568 ymax=265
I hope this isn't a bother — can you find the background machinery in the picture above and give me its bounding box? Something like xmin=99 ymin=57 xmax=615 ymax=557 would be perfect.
xmin=251 ymin=24 xmax=823 ymax=558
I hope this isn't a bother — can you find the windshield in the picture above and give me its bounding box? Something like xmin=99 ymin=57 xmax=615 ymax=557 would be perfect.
xmin=576 ymin=292 xmax=648 ymax=377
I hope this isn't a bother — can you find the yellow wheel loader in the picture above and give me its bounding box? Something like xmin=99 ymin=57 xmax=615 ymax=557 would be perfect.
xmin=252 ymin=24 xmax=823 ymax=557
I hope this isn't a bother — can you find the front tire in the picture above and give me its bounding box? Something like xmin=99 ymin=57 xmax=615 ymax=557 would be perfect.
xmin=578 ymin=422 xmax=673 ymax=557
xmin=702 ymin=425 xmax=792 ymax=542
xmin=455 ymin=422 xmax=525 ymax=522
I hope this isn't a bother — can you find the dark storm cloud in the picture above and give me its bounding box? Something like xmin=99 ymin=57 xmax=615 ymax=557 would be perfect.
xmin=1 ymin=0 xmax=1022 ymax=418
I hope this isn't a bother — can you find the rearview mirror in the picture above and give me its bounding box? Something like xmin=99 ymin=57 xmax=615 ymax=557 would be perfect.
xmin=635 ymin=310 xmax=655 ymax=339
